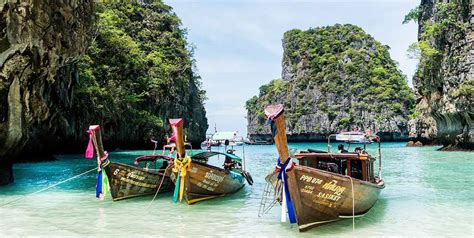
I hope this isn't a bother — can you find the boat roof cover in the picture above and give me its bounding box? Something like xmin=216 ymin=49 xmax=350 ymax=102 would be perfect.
xmin=212 ymin=131 xmax=237 ymax=141
xmin=191 ymin=151 xmax=242 ymax=162
xmin=335 ymin=132 xmax=372 ymax=144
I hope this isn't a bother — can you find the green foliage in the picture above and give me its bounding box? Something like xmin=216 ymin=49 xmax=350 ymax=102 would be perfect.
xmin=403 ymin=7 xmax=421 ymax=24
xmin=408 ymin=0 xmax=468 ymax=89
xmin=247 ymin=24 xmax=414 ymax=133
xmin=74 ymin=1 xmax=207 ymax=145
xmin=453 ymin=80 xmax=474 ymax=98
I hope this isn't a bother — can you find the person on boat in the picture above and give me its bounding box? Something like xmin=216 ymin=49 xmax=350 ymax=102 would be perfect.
xmin=206 ymin=139 xmax=212 ymax=152
xmin=223 ymin=155 xmax=235 ymax=170
xmin=337 ymin=144 xmax=348 ymax=153
xmin=337 ymin=144 xmax=348 ymax=175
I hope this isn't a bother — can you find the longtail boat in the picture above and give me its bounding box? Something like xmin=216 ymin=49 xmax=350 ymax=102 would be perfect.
xmin=169 ymin=118 xmax=253 ymax=204
xmin=264 ymin=104 xmax=385 ymax=231
xmin=86 ymin=125 xmax=173 ymax=201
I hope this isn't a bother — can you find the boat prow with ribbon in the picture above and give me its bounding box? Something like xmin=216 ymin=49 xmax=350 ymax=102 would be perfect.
xmin=86 ymin=125 xmax=173 ymax=201
xmin=263 ymin=104 xmax=385 ymax=232
xmin=169 ymin=118 xmax=253 ymax=205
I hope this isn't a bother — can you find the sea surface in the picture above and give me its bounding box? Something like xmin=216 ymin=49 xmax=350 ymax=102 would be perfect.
xmin=0 ymin=143 xmax=473 ymax=237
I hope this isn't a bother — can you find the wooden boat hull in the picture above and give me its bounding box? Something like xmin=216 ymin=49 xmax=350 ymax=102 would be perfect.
xmin=173 ymin=162 xmax=245 ymax=204
xmin=103 ymin=162 xmax=173 ymax=201
xmin=285 ymin=166 xmax=384 ymax=231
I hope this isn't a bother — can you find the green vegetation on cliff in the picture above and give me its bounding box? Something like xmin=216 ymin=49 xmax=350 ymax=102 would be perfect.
xmin=404 ymin=0 xmax=473 ymax=149
xmin=406 ymin=1 xmax=472 ymax=103
xmin=247 ymin=24 xmax=414 ymax=138
xmin=75 ymin=1 xmax=207 ymax=146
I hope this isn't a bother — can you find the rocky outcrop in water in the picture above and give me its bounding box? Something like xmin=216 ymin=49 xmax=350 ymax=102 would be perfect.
xmin=0 ymin=1 xmax=95 ymax=184
xmin=408 ymin=0 xmax=473 ymax=150
xmin=247 ymin=24 xmax=414 ymax=142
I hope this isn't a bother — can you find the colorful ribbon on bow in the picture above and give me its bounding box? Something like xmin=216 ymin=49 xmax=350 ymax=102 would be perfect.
xmin=172 ymin=155 xmax=191 ymax=203
xmin=85 ymin=129 xmax=95 ymax=159
xmin=96 ymin=153 xmax=110 ymax=200
xmin=276 ymin=157 xmax=297 ymax=224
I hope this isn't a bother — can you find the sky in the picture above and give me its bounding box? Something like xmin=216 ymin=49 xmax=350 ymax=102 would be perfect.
xmin=164 ymin=0 xmax=420 ymax=136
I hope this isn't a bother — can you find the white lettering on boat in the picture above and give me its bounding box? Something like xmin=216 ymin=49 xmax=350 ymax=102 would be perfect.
xmin=299 ymin=175 xmax=323 ymax=185
xmin=204 ymin=172 xmax=224 ymax=183
xmin=316 ymin=192 xmax=342 ymax=202
xmin=197 ymin=178 xmax=220 ymax=192
xmin=301 ymin=185 xmax=314 ymax=194
xmin=126 ymin=171 xmax=146 ymax=181
xmin=119 ymin=177 xmax=158 ymax=188
xmin=322 ymin=180 xmax=346 ymax=196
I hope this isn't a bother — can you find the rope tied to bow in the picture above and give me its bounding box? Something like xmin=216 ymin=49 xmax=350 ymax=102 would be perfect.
xmin=275 ymin=157 xmax=297 ymax=224
xmin=172 ymin=155 xmax=191 ymax=203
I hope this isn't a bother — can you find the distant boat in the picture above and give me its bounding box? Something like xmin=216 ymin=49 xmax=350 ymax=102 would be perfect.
xmin=245 ymin=139 xmax=273 ymax=145
xmin=171 ymin=120 xmax=253 ymax=204
xmin=202 ymin=131 xmax=245 ymax=147
xmin=263 ymin=104 xmax=384 ymax=232
xmin=86 ymin=125 xmax=173 ymax=201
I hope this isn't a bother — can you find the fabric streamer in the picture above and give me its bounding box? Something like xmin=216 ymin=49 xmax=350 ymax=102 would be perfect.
xmin=96 ymin=156 xmax=110 ymax=200
xmin=173 ymin=170 xmax=181 ymax=202
xmin=276 ymin=157 xmax=297 ymax=224
xmin=85 ymin=129 xmax=94 ymax=159
xmin=172 ymin=155 xmax=191 ymax=203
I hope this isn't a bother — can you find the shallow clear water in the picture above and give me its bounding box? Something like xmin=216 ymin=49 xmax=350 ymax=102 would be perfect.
xmin=1 ymin=143 xmax=473 ymax=237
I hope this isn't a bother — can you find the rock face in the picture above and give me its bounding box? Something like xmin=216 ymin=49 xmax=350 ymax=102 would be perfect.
xmin=71 ymin=1 xmax=208 ymax=150
xmin=0 ymin=1 xmax=209 ymax=185
xmin=408 ymin=0 xmax=473 ymax=150
xmin=0 ymin=1 xmax=95 ymax=184
xmin=247 ymin=24 xmax=414 ymax=142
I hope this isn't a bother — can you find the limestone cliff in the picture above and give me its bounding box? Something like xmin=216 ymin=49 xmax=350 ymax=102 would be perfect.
xmin=0 ymin=1 xmax=95 ymax=184
xmin=408 ymin=0 xmax=473 ymax=150
xmin=247 ymin=24 xmax=414 ymax=142
xmin=0 ymin=1 xmax=208 ymax=185
xmin=71 ymin=1 xmax=208 ymax=150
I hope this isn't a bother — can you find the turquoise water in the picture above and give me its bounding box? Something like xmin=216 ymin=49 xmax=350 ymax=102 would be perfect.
xmin=0 ymin=143 xmax=473 ymax=237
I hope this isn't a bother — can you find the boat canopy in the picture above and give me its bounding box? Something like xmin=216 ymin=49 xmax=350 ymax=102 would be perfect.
xmin=334 ymin=132 xmax=372 ymax=144
xmin=191 ymin=151 xmax=242 ymax=162
xmin=212 ymin=131 xmax=237 ymax=141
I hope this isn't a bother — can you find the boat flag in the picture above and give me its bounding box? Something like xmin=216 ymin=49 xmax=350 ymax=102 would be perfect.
xmin=85 ymin=125 xmax=100 ymax=159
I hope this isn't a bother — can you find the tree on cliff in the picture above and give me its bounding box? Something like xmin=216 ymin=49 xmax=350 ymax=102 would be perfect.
xmin=246 ymin=24 xmax=414 ymax=141
xmin=74 ymin=1 xmax=208 ymax=148
xmin=404 ymin=0 xmax=473 ymax=149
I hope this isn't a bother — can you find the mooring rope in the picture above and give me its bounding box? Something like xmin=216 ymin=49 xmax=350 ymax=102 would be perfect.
xmin=0 ymin=167 xmax=97 ymax=208
xmin=146 ymin=164 xmax=172 ymax=209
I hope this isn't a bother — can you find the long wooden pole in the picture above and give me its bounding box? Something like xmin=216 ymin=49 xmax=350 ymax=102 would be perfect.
xmin=175 ymin=122 xmax=185 ymax=158
xmin=265 ymin=105 xmax=289 ymax=163
xmin=89 ymin=125 xmax=106 ymax=160
xmin=169 ymin=119 xmax=185 ymax=158
xmin=265 ymin=104 xmax=292 ymax=223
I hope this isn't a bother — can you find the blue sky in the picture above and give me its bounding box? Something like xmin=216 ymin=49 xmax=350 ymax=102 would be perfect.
xmin=164 ymin=0 xmax=420 ymax=136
